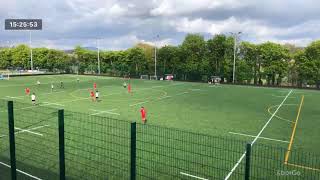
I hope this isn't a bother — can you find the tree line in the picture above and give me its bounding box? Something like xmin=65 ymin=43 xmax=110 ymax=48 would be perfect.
xmin=0 ymin=34 xmax=320 ymax=88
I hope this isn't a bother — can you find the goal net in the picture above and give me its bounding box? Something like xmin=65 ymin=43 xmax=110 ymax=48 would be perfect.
xmin=210 ymin=76 xmax=221 ymax=84
xmin=140 ymin=75 xmax=149 ymax=80
xmin=0 ymin=74 xmax=10 ymax=80
xmin=150 ymin=75 xmax=158 ymax=80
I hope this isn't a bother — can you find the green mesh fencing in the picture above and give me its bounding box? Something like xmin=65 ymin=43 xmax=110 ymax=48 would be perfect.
xmin=0 ymin=100 xmax=319 ymax=180
xmin=135 ymin=123 xmax=247 ymax=180
xmin=64 ymin=111 xmax=131 ymax=179
xmin=13 ymin=101 xmax=59 ymax=179
xmin=0 ymin=99 xmax=10 ymax=179
xmin=250 ymin=143 xmax=320 ymax=180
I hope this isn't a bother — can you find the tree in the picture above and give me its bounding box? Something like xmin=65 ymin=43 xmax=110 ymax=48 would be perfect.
xmin=74 ymin=46 xmax=97 ymax=74
xmin=157 ymin=45 xmax=181 ymax=76
xmin=127 ymin=47 xmax=147 ymax=76
xmin=33 ymin=48 xmax=50 ymax=69
xmin=207 ymin=34 xmax=227 ymax=77
xmin=258 ymin=42 xmax=289 ymax=85
xmin=0 ymin=48 xmax=12 ymax=69
xmin=11 ymin=44 xmax=30 ymax=69
xmin=305 ymin=40 xmax=320 ymax=88
xmin=135 ymin=43 xmax=155 ymax=75
xmin=240 ymin=42 xmax=259 ymax=84
xmin=180 ymin=34 xmax=207 ymax=80
xmin=294 ymin=50 xmax=317 ymax=87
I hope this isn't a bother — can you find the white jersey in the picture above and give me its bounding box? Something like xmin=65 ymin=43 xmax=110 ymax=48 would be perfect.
xmin=37 ymin=81 xmax=40 ymax=85
xmin=96 ymin=92 xmax=99 ymax=98
xmin=51 ymin=84 xmax=54 ymax=89
xmin=31 ymin=95 xmax=36 ymax=101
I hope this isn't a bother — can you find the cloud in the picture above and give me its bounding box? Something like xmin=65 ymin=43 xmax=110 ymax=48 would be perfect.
xmin=170 ymin=16 xmax=320 ymax=46
xmin=0 ymin=0 xmax=319 ymax=49
xmin=150 ymin=0 xmax=249 ymax=16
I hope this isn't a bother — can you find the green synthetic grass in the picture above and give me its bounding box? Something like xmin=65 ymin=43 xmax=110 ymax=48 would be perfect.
xmin=0 ymin=74 xmax=319 ymax=179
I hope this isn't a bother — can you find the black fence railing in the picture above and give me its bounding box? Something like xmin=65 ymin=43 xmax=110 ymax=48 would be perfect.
xmin=0 ymin=100 xmax=319 ymax=180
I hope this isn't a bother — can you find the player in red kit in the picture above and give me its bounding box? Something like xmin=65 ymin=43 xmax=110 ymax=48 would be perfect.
xmin=90 ymin=90 xmax=95 ymax=102
xmin=25 ymin=88 xmax=30 ymax=95
xmin=128 ymin=83 xmax=131 ymax=93
xmin=93 ymin=82 xmax=97 ymax=90
xmin=140 ymin=107 xmax=147 ymax=124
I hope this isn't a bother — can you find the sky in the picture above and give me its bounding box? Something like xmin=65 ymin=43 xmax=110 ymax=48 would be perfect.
xmin=0 ymin=0 xmax=320 ymax=50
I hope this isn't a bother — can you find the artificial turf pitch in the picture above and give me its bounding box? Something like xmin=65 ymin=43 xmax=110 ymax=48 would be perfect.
xmin=0 ymin=74 xmax=319 ymax=179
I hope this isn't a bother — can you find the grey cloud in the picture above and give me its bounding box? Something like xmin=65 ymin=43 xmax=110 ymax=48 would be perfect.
xmin=0 ymin=0 xmax=319 ymax=49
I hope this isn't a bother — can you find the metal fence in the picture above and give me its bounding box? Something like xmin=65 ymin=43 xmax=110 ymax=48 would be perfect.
xmin=0 ymin=100 xmax=319 ymax=180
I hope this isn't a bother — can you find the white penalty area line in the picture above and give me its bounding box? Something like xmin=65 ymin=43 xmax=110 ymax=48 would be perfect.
xmin=224 ymin=90 xmax=293 ymax=180
xmin=0 ymin=125 xmax=49 ymax=138
xmin=0 ymin=161 xmax=43 ymax=180
xmin=42 ymin=102 xmax=65 ymax=107
xmin=90 ymin=109 xmax=120 ymax=116
xmin=180 ymin=172 xmax=208 ymax=180
xmin=4 ymin=91 xmax=66 ymax=100
xmin=15 ymin=127 xmax=43 ymax=136
xmin=5 ymin=96 xmax=23 ymax=99
xmin=228 ymin=132 xmax=289 ymax=143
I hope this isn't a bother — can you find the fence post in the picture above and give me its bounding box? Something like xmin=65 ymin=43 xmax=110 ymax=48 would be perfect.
xmin=245 ymin=143 xmax=252 ymax=180
xmin=130 ymin=122 xmax=136 ymax=180
xmin=8 ymin=101 xmax=17 ymax=180
xmin=58 ymin=109 xmax=65 ymax=180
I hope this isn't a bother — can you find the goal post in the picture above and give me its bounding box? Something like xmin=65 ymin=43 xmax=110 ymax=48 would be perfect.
xmin=210 ymin=76 xmax=221 ymax=85
xmin=150 ymin=75 xmax=158 ymax=80
xmin=140 ymin=75 xmax=149 ymax=80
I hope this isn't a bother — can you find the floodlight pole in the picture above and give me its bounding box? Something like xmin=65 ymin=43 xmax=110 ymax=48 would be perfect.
xmin=29 ymin=31 xmax=33 ymax=73
xmin=97 ymin=39 xmax=100 ymax=75
xmin=230 ymin=32 xmax=241 ymax=83
xmin=154 ymin=35 xmax=159 ymax=78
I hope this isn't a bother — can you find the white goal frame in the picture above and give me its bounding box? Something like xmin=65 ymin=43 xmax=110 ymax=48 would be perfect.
xmin=150 ymin=75 xmax=158 ymax=80
xmin=140 ymin=75 xmax=149 ymax=80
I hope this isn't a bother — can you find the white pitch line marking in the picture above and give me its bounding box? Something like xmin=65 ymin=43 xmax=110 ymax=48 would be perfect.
xmin=224 ymin=90 xmax=292 ymax=180
xmin=0 ymin=125 xmax=49 ymax=138
xmin=130 ymin=101 xmax=149 ymax=107
xmin=43 ymin=102 xmax=65 ymax=106
xmin=0 ymin=161 xmax=43 ymax=180
xmin=158 ymin=96 xmax=171 ymax=100
xmin=15 ymin=127 xmax=43 ymax=136
xmin=6 ymin=96 xmax=23 ymax=99
xmin=190 ymin=89 xmax=201 ymax=91
xmin=15 ymin=125 xmax=49 ymax=136
xmin=228 ymin=132 xmax=289 ymax=143
xmin=176 ymin=92 xmax=189 ymax=95
xmin=90 ymin=109 xmax=119 ymax=116
xmin=42 ymin=91 xmax=65 ymax=95
xmin=103 ymin=111 xmax=120 ymax=115
xmin=180 ymin=172 xmax=208 ymax=180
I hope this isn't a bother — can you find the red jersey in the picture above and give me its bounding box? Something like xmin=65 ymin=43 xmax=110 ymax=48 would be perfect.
xmin=128 ymin=84 xmax=131 ymax=92
xmin=93 ymin=83 xmax=97 ymax=89
xmin=90 ymin=91 xmax=95 ymax=97
xmin=25 ymin=88 xmax=30 ymax=94
xmin=140 ymin=108 xmax=146 ymax=119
